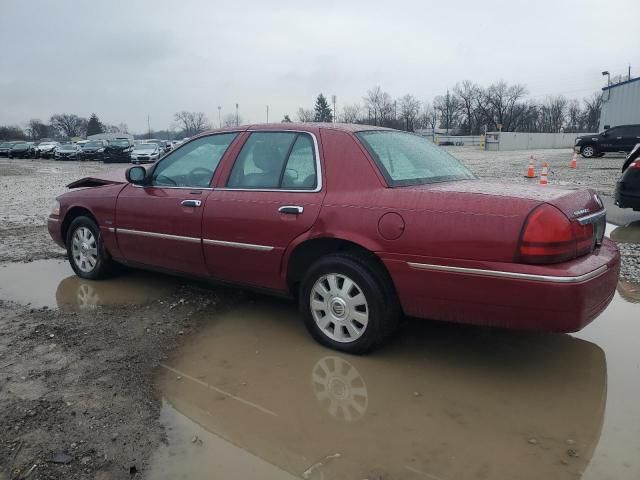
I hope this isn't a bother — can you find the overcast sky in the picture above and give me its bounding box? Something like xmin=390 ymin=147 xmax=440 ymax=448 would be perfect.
xmin=1 ymin=0 xmax=638 ymax=133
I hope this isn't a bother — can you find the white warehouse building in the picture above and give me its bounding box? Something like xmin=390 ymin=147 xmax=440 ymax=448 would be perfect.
xmin=599 ymin=77 xmax=640 ymax=131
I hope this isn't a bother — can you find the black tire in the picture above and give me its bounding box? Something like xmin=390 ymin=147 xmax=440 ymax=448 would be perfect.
xmin=581 ymin=144 xmax=597 ymax=158
xmin=299 ymin=252 xmax=400 ymax=354
xmin=65 ymin=216 xmax=115 ymax=280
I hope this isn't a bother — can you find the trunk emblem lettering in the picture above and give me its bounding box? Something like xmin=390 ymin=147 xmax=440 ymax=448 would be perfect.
xmin=574 ymin=208 xmax=590 ymax=217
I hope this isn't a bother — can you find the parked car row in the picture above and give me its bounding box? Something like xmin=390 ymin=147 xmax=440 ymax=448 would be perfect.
xmin=0 ymin=137 xmax=184 ymax=163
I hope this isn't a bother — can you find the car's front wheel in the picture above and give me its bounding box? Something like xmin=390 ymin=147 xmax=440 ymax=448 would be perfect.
xmin=300 ymin=252 xmax=399 ymax=354
xmin=66 ymin=216 xmax=115 ymax=279
xmin=581 ymin=144 xmax=596 ymax=158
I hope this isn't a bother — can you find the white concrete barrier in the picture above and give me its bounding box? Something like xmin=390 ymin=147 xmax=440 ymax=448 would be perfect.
xmin=486 ymin=132 xmax=592 ymax=151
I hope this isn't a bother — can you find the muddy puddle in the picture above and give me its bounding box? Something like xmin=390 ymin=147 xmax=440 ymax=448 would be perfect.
xmin=0 ymin=259 xmax=181 ymax=310
xmin=150 ymin=283 xmax=640 ymax=480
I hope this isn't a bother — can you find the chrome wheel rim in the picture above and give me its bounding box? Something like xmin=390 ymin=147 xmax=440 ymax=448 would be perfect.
xmin=310 ymin=273 xmax=369 ymax=343
xmin=71 ymin=226 xmax=98 ymax=273
xmin=583 ymin=146 xmax=594 ymax=157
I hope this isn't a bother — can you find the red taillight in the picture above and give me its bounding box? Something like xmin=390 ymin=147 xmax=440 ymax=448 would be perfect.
xmin=517 ymin=204 xmax=576 ymax=264
xmin=631 ymin=160 xmax=640 ymax=169
xmin=574 ymin=221 xmax=595 ymax=257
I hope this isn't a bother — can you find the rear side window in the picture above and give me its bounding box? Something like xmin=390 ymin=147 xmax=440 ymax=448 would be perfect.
xmin=356 ymin=131 xmax=474 ymax=187
xmin=227 ymin=132 xmax=317 ymax=190
xmin=616 ymin=126 xmax=640 ymax=137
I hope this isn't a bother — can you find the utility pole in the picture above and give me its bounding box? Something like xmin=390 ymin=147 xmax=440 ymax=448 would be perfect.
xmin=147 ymin=114 xmax=151 ymax=139
xmin=217 ymin=106 xmax=221 ymax=128
xmin=266 ymin=105 xmax=269 ymax=123
xmin=235 ymin=103 xmax=239 ymax=127
xmin=331 ymin=95 xmax=336 ymax=123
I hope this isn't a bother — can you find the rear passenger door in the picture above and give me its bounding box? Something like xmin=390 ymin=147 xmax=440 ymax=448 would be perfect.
xmin=203 ymin=130 xmax=325 ymax=291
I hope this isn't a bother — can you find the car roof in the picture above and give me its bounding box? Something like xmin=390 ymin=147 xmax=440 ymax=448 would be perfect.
xmin=196 ymin=122 xmax=393 ymax=137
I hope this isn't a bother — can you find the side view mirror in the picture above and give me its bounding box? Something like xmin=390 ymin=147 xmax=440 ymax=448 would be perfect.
xmin=601 ymin=132 xmax=608 ymax=137
xmin=126 ymin=166 xmax=147 ymax=185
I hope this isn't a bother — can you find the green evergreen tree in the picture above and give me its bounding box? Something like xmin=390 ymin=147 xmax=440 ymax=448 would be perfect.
xmin=313 ymin=94 xmax=333 ymax=122
xmin=86 ymin=113 xmax=104 ymax=136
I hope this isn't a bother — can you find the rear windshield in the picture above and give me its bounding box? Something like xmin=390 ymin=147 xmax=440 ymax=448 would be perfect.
xmin=109 ymin=140 xmax=130 ymax=147
xmin=356 ymin=131 xmax=475 ymax=187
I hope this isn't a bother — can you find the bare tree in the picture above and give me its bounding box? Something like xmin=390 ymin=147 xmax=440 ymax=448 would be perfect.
xmin=475 ymin=82 xmax=528 ymax=131
xmin=26 ymin=119 xmax=51 ymax=140
xmin=296 ymin=108 xmax=314 ymax=122
xmin=414 ymin=102 xmax=434 ymax=130
xmin=398 ymin=94 xmax=421 ymax=131
xmin=173 ymin=111 xmax=210 ymax=137
xmin=453 ymin=80 xmax=479 ymax=134
xmin=341 ymin=103 xmax=362 ymax=124
xmin=582 ymin=92 xmax=603 ymax=132
xmin=50 ymin=114 xmax=87 ymax=138
xmin=364 ymin=86 xmax=385 ymax=125
xmin=433 ymin=90 xmax=460 ymax=133
xmin=223 ymin=113 xmax=243 ymax=127
xmin=566 ymin=99 xmax=582 ymax=132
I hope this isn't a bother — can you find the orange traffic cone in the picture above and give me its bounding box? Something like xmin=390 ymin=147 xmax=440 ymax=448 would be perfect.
xmin=525 ymin=155 xmax=536 ymax=178
xmin=569 ymin=153 xmax=577 ymax=169
xmin=540 ymin=163 xmax=549 ymax=185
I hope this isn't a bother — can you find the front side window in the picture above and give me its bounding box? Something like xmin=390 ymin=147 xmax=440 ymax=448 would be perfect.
xmin=227 ymin=132 xmax=317 ymax=190
xmin=151 ymin=133 xmax=237 ymax=187
xmin=355 ymin=131 xmax=475 ymax=187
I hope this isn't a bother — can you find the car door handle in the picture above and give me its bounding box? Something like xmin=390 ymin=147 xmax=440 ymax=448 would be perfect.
xmin=181 ymin=200 xmax=202 ymax=207
xmin=278 ymin=205 xmax=304 ymax=214
xmin=616 ymin=137 xmax=622 ymax=139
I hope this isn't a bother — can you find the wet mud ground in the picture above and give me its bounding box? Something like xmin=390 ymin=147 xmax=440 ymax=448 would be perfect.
xmin=1 ymin=154 xmax=640 ymax=479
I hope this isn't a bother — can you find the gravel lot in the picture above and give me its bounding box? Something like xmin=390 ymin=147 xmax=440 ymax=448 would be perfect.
xmin=0 ymin=149 xmax=639 ymax=479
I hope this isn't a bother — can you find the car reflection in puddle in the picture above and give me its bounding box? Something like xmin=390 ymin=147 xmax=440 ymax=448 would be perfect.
xmin=152 ymin=299 xmax=608 ymax=480
xmin=0 ymin=259 xmax=179 ymax=310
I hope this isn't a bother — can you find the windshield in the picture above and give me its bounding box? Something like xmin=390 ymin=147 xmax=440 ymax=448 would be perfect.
xmin=134 ymin=144 xmax=156 ymax=151
xmin=12 ymin=143 xmax=27 ymax=148
xmin=84 ymin=142 xmax=103 ymax=148
xmin=60 ymin=144 xmax=74 ymax=149
xmin=355 ymin=131 xmax=475 ymax=187
xmin=109 ymin=140 xmax=130 ymax=147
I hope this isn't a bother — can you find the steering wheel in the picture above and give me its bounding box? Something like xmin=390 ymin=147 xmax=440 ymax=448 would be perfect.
xmin=189 ymin=167 xmax=213 ymax=186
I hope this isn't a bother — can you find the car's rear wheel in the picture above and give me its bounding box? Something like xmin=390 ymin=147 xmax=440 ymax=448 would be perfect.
xmin=581 ymin=145 xmax=596 ymax=158
xmin=66 ymin=216 xmax=115 ymax=280
xmin=300 ymin=252 xmax=399 ymax=354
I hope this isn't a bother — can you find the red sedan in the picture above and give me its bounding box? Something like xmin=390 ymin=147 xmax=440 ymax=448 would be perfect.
xmin=48 ymin=124 xmax=620 ymax=353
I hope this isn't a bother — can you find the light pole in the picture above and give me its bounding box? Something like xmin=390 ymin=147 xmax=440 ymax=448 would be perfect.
xmin=217 ymin=106 xmax=221 ymax=128
xmin=266 ymin=105 xmax=269 ymax=123
xmin=331 ymin=95 xmax=336 ymax=123
xmin=602 ymin=71 xmax=611 ymax=101
xmin=235 ymin=103 xmax=239 ymax=127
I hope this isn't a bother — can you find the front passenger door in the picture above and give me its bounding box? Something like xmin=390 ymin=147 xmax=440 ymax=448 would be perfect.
xmin=115 ymin=133 xmax=238 ymax=275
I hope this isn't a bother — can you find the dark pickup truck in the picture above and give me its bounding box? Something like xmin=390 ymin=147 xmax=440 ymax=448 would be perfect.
xmin=575 ymin=124 xmax=640 ymax=158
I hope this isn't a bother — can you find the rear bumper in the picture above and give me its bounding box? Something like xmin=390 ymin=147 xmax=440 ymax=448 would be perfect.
xmin=383 ymin=239 xmax=620 ymax=332
xmin=615 ymin=180 xmax=640 ymax=209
